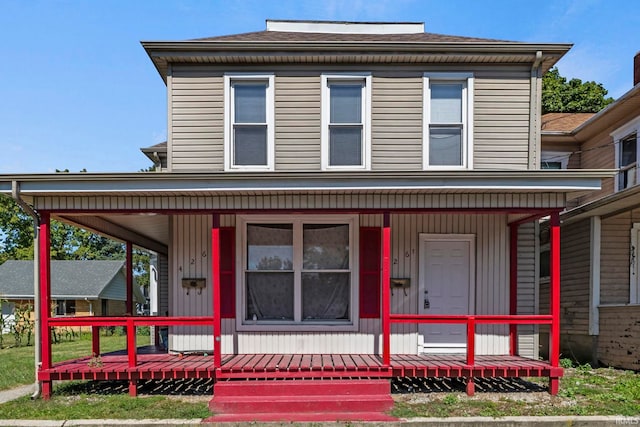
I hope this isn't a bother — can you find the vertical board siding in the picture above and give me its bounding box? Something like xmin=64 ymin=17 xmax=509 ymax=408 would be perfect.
xmin=516 ymin=222 xmax=538 ymax=359
xmin=474 ymin=71 xmax=531 ymax=169
xmin=171 ymin=66 xmax=224 ymax=171
xmin=158 ymin=254 xmax=169 ymax=317
xmin=600 ymin=211 xmax=632 ymax=304
xmin=171 ymin=215 xmax=214 ymax=352
xmin=172 ymin=213 xmax=521 ymax=355
xmin=559 ymin=219 xmax=591 ymax=334
xmin=275 ymin=75 xmax=321 ymax=170
xmin=371 ymin=76 xmax=423 ymax=170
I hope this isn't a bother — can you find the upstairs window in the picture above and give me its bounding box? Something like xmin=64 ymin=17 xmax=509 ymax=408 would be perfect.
xmin=617 ymin=132 xmax=637 ymax=190
xmin=224 ymin=74 xmax=274 ymax=171
xmin=423 ymin=73 xmax=474 ymax=169
xmin=321 ymin=74 xmax=371 ymax=170
xmin=541 ymin=151 xmax=571 ymax=169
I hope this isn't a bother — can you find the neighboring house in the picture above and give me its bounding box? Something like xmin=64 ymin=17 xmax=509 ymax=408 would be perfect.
xmin=0 ymin=260 xmax=145 ymax=320
xmin=540 ymin=53 xmax=640 ymax=370
xmin=0 ymin=20 xmax=609 ymax=419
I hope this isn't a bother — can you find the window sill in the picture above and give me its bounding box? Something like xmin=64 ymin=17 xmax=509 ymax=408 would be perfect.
xmin=236 ymin=321 xmax=358 ymax=333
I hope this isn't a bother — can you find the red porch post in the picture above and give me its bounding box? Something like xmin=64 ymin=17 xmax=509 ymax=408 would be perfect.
xmin=212 ymin=213 xmax=222 ymax=368
xmin=509 ymin=224 xmax=518 ymax=355
xmin=549 ymin=212 xmax=561 ymax=395
xmin=382 ymin=212 xmax=391 ymax=366
xmin=39 ymin=212 xmax=52 ymax=399
xmin=466 ymin=316 xmax=476 ymax=396
xmin=125 ymin=241 xmax=133 ymax=315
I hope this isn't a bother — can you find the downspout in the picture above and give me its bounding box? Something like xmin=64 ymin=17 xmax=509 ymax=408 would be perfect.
xmin=529 ymin=50 xmax=543 ymax=169
xmin=11 ymin=181 xmax=41 ymax=399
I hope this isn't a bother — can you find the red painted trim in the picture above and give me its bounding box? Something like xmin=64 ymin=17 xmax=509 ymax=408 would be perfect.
xmin=48 ymin=316 xmax=216 ymax=327
xmin=509 ymin=224 xmax=518 ymax=356
xmin=466 ymin=316 xmax=475 ymax=366
xmin=550 ymin=212 xmax=561 ymax=368
xmin=220 ymin=227 xmax=235 ymax=318
xmin=127 ymin=318 xmax=136 ymax=367
xmin=382 ymin=213 xmax=391 ymax=366
xmin=212 ymin=214 xmax=222 ymax=368
xmin=92 ymin=326 xmax=100 ymax=356
xmin=43 ymin=207 xmax=561 ymax=216
xmin=126 ymin=241 xmax=133 ymax=315
xmin=39 ymin=212 xmax=52 ymax=372
xmin=390 ymin=314 xmax=553 ymax=325
xmin=359 ymin=227 xmax=381 ymax=318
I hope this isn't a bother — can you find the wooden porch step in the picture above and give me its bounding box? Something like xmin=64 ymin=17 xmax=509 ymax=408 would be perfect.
xmin=209 ymin=379 xmax=395 ymax=422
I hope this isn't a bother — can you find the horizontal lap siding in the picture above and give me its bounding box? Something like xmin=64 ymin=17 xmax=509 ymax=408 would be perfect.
xmin=474 ymin=71 xmax=531 ymax=169
xmin=275 ymin=76 xmax=321 ymax=170
xmin=600 ymin=211 xmax=632 ymax=304
xmin=372 ymin=77 xmax=422 ymax=170
xmin=560 ymin=219 xmax=590 ymax=334
xmin=576 ymin=129 xmax=615 ymax=204
xmin=170 ymin=67 xmax=224 ymax=171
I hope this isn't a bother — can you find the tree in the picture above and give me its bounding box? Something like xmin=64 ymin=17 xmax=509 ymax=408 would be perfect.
xmin=0 ymin=195 xmax=34 ymax=263
xmin=542 ymin=67 xmax=614 ymax=114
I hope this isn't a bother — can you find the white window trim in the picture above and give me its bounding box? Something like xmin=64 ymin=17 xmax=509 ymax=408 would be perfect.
xmin=541 ymin=151 xmax=571 ymax=169
xmin=224 ymin=73 xmax=275 ymax=171
xmin=423 ymin=72 xmax=474 ymax=170
xmin=321 ymin=73 xmax=372 ymax=171
xmin=235 ymin=214 xmax=360 ymax=332
xmin=629 ymin=223 xmax=640 ymax=304
xmin=612 ymin=117 xmax=640 ymax=192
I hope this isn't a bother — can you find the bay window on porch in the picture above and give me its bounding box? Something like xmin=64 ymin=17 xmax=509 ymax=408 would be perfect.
xmin=238 ymin=215 xmax=357 ymax=330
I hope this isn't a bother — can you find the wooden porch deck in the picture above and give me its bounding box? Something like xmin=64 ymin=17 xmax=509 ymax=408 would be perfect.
xmin=39 ymin=347 xmax=562 ymax=383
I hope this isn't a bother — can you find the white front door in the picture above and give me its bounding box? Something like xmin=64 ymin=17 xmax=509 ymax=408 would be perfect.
xmin=418 ymin=234 xmax=475 ymax=354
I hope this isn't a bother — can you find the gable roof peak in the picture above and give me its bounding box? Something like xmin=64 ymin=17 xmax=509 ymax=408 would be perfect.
xmin=265 ymin=19 xmax=425 ymax=35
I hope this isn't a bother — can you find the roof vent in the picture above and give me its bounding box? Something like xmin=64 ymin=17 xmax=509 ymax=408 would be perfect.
xmin=266 ymin=19 xmax=424 ymax=35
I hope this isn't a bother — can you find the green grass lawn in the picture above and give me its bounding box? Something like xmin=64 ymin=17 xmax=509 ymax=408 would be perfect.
xmin=0 ymin=331 xmax=150 ymax=391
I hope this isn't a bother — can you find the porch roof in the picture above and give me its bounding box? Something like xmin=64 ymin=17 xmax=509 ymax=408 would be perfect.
xmin=0 ymin=170 xmax=612 ymax=199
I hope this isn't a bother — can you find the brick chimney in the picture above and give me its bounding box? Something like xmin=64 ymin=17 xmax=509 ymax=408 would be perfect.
xmin=635 ymin=51 xmax=640 ymax=86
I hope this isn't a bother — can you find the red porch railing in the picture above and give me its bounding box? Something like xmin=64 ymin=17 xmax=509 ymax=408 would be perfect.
xmin=389 ymin=314 xmax=556 ymax=394
xmin=47 ymin=316 xmax=216 ymax=369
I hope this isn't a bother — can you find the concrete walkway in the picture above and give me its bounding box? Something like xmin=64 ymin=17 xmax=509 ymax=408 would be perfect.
xmin=0 ymin=385 xmax=34 ymax=404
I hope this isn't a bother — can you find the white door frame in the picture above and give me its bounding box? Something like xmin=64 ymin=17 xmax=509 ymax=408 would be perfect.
xmin=418 ymin=233 xmax=476 ymax=352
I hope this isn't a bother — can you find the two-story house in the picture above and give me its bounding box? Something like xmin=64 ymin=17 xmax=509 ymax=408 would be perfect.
xmin=0 ymin=20 xmax=610 ymax=421
xmin=540 ymin=53 xmax=640 ymax=371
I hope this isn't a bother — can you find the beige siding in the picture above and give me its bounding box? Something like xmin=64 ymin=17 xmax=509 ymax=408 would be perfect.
xmin=166 ymin=66 xmax=535 ymax=172
xmin=34 ymin=193 xmax=566 ymax=212
xmin=170 ymin=66 xmax=224 ymax=171
xmin=597 ymin=305 xmax=640 ymax=370
xmin=576 ymin=129 xmax=615 ymax=204
xmin=275 ymin=76 xmax=321 ymax=170
xmin=559 ymin=219 xmax=591 ymax=335
xmin=474 ymin=70 xmax=531 ymax=169
xmin=170 ymin=213 xmax=526 ymax=356
xmin=371 ymin=76 xmax=422 ymax=170
xmin=600 ymin=211 xmax=632 ymax=304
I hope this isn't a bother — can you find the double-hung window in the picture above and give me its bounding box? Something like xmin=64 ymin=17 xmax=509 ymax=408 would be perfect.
xmin=321 ymin=74 xmax=371 ymax=170
xmin=423 ymin=73 xmax=474 ymax=169
xmin=238 ymin=215 xmax=357 ymax=331
xmin=613 ymin=117 xmax=640 ymax=191
xmin=224 ymin=74 xmax=274 ymax=171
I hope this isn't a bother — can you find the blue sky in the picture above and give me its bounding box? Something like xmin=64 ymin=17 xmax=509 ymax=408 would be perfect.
xmin=0 ymin=0 xmax=638 ymax=174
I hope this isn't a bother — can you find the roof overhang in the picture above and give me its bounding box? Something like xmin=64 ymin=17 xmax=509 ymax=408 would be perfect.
xmin=141 ymin=40 xmax=571 ymax=83
xmin=562 ymin=184 xmax=640 ymax=224
xmin=0 ymin=171 xmax=612 ymax=199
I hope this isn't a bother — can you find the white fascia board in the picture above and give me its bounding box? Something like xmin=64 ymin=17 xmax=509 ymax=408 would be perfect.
xmin=1 ymin=175 xmax=605 ymax=195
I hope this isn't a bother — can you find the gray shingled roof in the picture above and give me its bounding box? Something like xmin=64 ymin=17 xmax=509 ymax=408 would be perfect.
xmin=190 ymin=30 xmax=513 ymax=44
xmin=0 ymin=260 xmax=126 ymax=299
